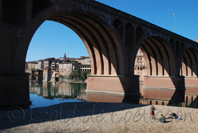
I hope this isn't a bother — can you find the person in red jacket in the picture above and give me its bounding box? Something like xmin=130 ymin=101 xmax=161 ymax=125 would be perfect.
xmin=151 ymin=105 xmax=156 ymax=120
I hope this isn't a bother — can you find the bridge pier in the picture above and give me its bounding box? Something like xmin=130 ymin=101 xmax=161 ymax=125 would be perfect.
xmin=0 ymin=71 xmax=30 ymax=106
xmin=142 ymin=76 xmax=185 ymax=102
xmin=185 ymin=77 xmax=198 ymax=95
xmin=86 ymin=75 xmax=140 ymax=103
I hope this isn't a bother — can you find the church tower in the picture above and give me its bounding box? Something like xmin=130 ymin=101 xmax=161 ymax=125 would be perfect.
xmin=64 ymin=53 xmax=66 ymax=59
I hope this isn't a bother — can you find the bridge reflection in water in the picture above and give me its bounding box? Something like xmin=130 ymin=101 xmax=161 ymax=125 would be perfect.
xmin=29 ymin=82 xmax=198 ymax=109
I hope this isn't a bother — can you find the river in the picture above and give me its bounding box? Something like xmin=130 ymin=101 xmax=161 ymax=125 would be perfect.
xmin=29 ymin=81 xmax=198 ymax=109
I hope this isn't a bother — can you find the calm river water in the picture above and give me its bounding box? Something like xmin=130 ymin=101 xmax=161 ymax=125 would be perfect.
xmin=29 ymin=81 xmax=198 ymax=109
xmin=29 ymin=82 xmax=86 ymax=108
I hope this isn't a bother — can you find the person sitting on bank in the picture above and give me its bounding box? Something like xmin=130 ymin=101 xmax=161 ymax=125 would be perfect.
xmin=169 ymin=113 xmax=182 ymax=120
xmin=159 ymin=114 xmax=166 ymax=123
xmin=170 ymin=113 xmax=178 ymax=119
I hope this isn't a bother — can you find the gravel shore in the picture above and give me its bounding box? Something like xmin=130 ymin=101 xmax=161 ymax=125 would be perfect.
xmin=0 ymin=102 xmax=197 ymax=133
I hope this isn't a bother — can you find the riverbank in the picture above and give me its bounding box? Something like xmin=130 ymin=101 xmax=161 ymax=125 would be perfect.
xmin=59 ymin=78 xmax=87 ymax=83
xmin=0 ymin=102 xmax=197 ymax=132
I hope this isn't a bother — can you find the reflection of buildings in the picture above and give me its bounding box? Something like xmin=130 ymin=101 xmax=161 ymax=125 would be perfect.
xmin=29 ymin=82 xmax=86 ymax=101
xmin=139 ymin=95 xmax=198 ymax=108
xmin=29 ymin=81 xmax=43 ymax=95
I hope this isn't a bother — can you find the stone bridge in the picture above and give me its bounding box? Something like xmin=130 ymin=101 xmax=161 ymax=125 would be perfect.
xmin=0 ymin=0 xmax=198 ymax=106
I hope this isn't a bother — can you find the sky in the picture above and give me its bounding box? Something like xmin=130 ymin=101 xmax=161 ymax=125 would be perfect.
xmin=26 ymin=0 xmax=198 ymax=61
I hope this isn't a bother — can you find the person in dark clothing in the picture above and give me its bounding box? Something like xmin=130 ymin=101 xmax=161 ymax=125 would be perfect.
xmin=170 ymin=113 xmax=178 ymax=119
xmin=159 ymin=114 xmax=165 ymax=123
xmin=169 ymin=113 xmax=182 ymax=120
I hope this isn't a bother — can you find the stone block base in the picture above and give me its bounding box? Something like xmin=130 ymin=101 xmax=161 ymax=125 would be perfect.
xmin=143 ymin=76 xmax=185 ymax=89
xmin=86 ymin=75 xmax=140 ymax=95
xmin=86 ymin=92 xmax=139 ymax=104
xmin=143 ymin=88 xmax=185 ymax=102
xmin=185 ymin=77 xmax=198 ymax=95
xmin=185 ymin=86 xmax=198 ymax=95
xmin=143 ymin=76 xmax=185 ymax=102
xmin=0 ymin=73 xmax=30 ymax=106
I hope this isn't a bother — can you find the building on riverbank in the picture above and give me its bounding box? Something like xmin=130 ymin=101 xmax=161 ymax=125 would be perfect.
xmin=28 ymin=61 xmax=37 ymax=69
xmin=51 ymin=59 xmax=60 ymax=71
xmin=38 ymin=60 xmax=44 ymax=69
xmin=44 ymin=58 xmax=55 ymax=69
xmin=26 ymin=51 xmax=148 ymax=81
xmin=25 ymin=69 xmax=43 ymax=81
xmin=59 ymin=60 xmax=78 ymax=76
xmin=134 ymin=49 xmax=147 ymax=81
xmin=80 ymin=64 xmax=91 ymax=72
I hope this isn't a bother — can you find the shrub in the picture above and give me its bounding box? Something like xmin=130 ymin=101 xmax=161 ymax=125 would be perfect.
xmin=68 ymin=67 xmax=90 ymax=82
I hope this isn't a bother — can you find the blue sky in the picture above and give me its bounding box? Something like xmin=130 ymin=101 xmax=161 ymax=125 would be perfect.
xmin=26 ymin=0 xmax=198 ymax=61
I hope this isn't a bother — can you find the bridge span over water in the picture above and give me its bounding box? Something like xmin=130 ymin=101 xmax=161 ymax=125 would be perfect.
xmin=0 ymin=0 xmax=198 ymax=106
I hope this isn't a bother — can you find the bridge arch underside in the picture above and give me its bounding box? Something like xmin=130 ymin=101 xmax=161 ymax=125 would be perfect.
xmin=140 ymin=36 xmax=174 ymax=76
xmin=49 ymin=12 xmax=119 ymax=76
xmin=139 ymin=36 xmax=185 ymax=103
xmin=46 ymin=13 xmax=139 ymax=99
xmin=181 ymin=48 xmax=198 ymax=96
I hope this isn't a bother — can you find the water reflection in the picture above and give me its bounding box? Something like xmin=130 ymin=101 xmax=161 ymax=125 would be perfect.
xmin=139 ymin=95 xmax=198 ymax=108
xmin=30 ymin=82 xmax=86 ymax=108
xmin=139 ymin=82 xmax=198 ymax=108
xmin=29 ymin=82 xmax=198 ymax=109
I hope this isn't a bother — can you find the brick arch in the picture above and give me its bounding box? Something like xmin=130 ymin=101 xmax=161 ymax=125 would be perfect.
xmin=132 ymin=36 xmax=175 ymax=77
xmin=180 ymin=48 xmax=198 ymax=77
xmin=13 ymin=1 xmax=126 ymax=76
xmin=0 ymin=25 xmax=12 ymax=70
xmin=111 ymin=18 xmax=127 ymax=74
xmin=125 ymin=23 xmax=134 ymax=48
xmin=136 ymin=26 xmax=143 ymax=44
xmin=175 ymin=41 xmax=180 ymax=58
xmin=155 ymin=37 xmax=176 ymax=76
xmin=129 ymin=26 xmax=149 ymax=74
xmin=150 ymin=37 xmax=176 ymax=76
xmin=113 ymin=19 xmax=123 ymax=40
xmin=32 ymin=0 xmax=52 ymax=17
xmin=140 ymin=45 xmax=151 ymax=75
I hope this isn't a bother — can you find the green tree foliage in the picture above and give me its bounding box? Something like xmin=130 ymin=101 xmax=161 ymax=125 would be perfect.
xmin=68 ymin=67 xmax=90 ymax=82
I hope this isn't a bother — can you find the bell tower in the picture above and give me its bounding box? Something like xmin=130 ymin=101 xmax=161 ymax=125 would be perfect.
xmin=64 ymin=53 xmax=66 ymax=59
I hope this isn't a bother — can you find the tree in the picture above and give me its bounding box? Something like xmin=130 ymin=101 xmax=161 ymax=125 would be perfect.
xmin=68 ymin=67 xmax=90 ymax=82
